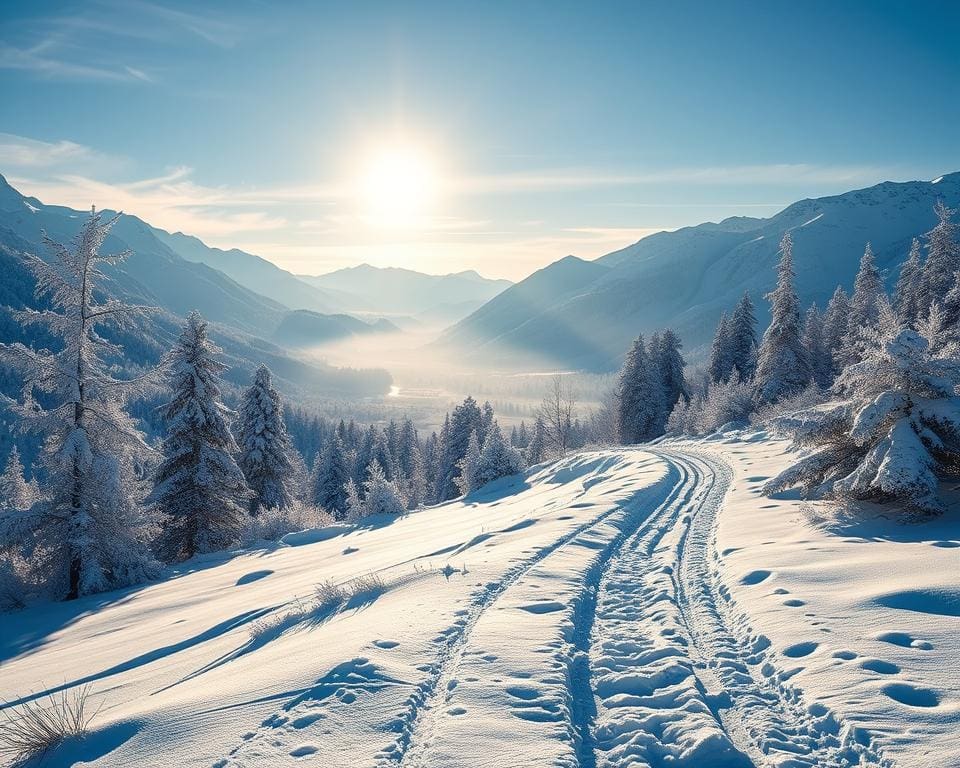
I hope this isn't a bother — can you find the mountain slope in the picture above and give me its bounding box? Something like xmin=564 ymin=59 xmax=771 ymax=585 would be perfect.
xmin=439 ymin=173 xmax=960 ymax=371
xmin=0 ymin=175 xmax=390 ymax=398
xmin=153 ymin=229 xmax=358 ymax=315
xmin=301 ymin=263 xmax=512 ymax=322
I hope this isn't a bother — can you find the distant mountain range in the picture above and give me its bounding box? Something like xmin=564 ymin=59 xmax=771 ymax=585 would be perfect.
xmin=437 ymin=172 xmax=960 ymax=371
xmin=0 ymin=174 xmax=390 ymax=398
xmin=299 ymin=264 xmax=512 ymax=326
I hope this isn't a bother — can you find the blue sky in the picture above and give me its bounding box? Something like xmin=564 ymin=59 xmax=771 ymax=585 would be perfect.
xmin=1 ymin=0 xmax=958 ymax=279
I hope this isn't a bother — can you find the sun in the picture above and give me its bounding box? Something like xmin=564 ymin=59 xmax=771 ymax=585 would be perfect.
xmin=358 ymin=144 xmax=438 ymax=228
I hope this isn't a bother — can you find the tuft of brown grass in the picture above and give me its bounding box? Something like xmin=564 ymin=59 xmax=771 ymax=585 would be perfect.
xmin=0 ymin=685 xmax=98 ymax=764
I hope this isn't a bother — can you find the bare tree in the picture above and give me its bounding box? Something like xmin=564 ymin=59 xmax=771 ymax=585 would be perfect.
xmin=537 ymin=375 xmax=576 ymax=458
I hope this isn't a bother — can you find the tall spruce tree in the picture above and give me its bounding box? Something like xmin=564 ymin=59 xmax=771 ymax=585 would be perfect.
xmin=894 ymin=238 xmax=924 ymax=325
xmin=150 ymin=313 xmax=252 ymax=562
xmin=823 ymin=285 xmax=851 ymax=378
xmin=0 ymin=209 xmax=158 ymax=599
xmin=920 ymin=201 xmax=960 ymax=312
xmin=0 ymin=446 xmax=36 ymax=512
xmin=616 ymin=335 xmax=664 ymax=443
xmin=653 ymin=329 xmax=688 ymax=430
xmin=312 ymin=431 xmax=351 ymax=519
xmin=708 ymin=312 xmax=733 ymax=383
xmin=755 ymin=233 xmax=810 ymax=402
xmin=728 ymin=292 xmax=758 ymax=381
xmin=475 ymin=421 xmax=525 ymax=488
xmin=235 ymin=366 xmax=295 ymax=514
xmin=526 ymin=418 xmax=547 ymax=464
xmin=455 ymin=430 xmax=482 ymax=495
xmin=842 ymin=243 xmax=885 ymax=365
xmin=435 ymin=396 xmax=484 ymax=501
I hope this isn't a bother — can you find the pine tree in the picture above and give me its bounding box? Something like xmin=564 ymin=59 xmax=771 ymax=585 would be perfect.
xmin=150 ymin=313 xmax=252 ymax=562
xmin=616 ymin=335 xmax=664 ymax=443
xmin=475 ymin=421 xmax=525 ymax=488
xmin=802 ymin=304 xmax=832 ymax=389
xmin=312 ymin=432 xmax=351 ymax=519
xmin=344 ymin=478 xmax=364 ymax=523
xmin=455 ymin=430 xmax=482 ymax=495
xmin=0 ymin=209 xmax=158 ymax=599
xmin=755 ymin=233 xmax=810 ymax=402
xmin=920 ymin=201 xmax=960 ymax=311
xmin=708 ymin=312 xmax=733 ymax=383
xmin=235 ymin=365 xmax=295 ymax=514
xmin=842 ymin=242 xmax=885 ymax=365
xmin=361 ymin=459 xmax=406 ymax=517
xmin=0 ymin=447 xmax=35 ymax=512
xmin=435 ymin=397 xmax=484 ymax=501
xmin=823 ymin=285 xmax=851 ymax=378
xmin=397 ymin=418 xmax=426 ymax=509
xmin=894 ymin=238 xmax=924 ymax=324
xmin=728 ymin=292 xmax=758 ymax=381
xmin=942 ymin=271 xmax=960 ymax=331
xmin=526 ymin=418 xmax=547 ymax=464
xmin=765 ymin=300 xmax=960 ymax=518
xmin=654 ymin=329 xmax=688 ymax=418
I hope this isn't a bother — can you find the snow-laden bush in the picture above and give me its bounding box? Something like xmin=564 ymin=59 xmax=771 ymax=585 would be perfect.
xmin=751 ymin=385 xmax=828 ymax=428
xmin=240 ymin=501 xmax=333 ymax=545
xmin=764 ymin=304 xmax=960 ymax=517
xmin=668 ymin=377 xmax=756 ymax=436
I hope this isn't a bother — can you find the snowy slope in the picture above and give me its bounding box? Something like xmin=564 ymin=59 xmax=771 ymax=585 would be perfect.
xmin=439 ymin=173 xmax=960 ymax=370
xmin=2 ymin=443 xmax=957 ymax=767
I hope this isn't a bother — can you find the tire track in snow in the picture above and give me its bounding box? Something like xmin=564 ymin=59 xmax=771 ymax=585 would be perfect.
xmin=661 ymin=449 xmax=890 ymax=768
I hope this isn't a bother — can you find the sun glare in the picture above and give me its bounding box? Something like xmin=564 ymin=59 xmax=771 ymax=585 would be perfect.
xmin=358 ymin=144 xmax=437 ymax=228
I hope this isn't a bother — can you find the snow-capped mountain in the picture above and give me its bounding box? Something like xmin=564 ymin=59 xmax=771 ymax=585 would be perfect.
xmin=0 ymin=174 xmax=391 ymax=397
xmin=439 ymin=173 xmax=960 ymax=371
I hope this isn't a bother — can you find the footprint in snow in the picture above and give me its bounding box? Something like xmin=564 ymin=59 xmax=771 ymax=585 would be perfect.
xmin=373 ymin=639 xmax=399 ymax=649
xmin=740 ymin=569 xmax=772 ymax=586
xmin=783 ymin=598 xmax=806 ymax=607
xmin=235 ymin=569 xmax=273 ymax=586
xmin=783 ymin=641 xmax=819 ymax=658
xmin=518 ymin=601 xmax=564 ymax=614
xmin=861 ymin=659 xmax=900 ymax=675
xmin=876 ymin=631 xmax=933 ymax=650
xmin=832 ymin=650 xmax=858 ymax=660
xmin=290 ymin=745 xmax=318 ymax=757
xmin=882 ymin=683 xmax=940 ymax=708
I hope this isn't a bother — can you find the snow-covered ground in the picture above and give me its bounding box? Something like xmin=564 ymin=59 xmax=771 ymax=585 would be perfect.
xmin=2 ymin=440 xmax=958 ymax=767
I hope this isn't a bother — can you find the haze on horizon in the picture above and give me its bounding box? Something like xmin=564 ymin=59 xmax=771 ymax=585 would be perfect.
xmin=1 ymin=0 xmax=958 ymax=281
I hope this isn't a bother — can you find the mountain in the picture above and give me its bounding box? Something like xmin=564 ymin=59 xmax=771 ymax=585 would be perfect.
xmin=153 ymin=229 xmax=358 ymax=315
xmin=272 ymin=310 xmax=399 ymax=348
xmin=300 ymin=263 xmax=512 ymax=323
xmin=438 ymin=173 xmax=960 ymax=371
xmin=0 ymin=174 xmax=390 ymax=398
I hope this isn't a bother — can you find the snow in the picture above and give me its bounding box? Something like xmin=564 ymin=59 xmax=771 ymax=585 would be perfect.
xmin=2 ymin=440 xmax=958 ymax=767
xmin=23 ymin=200 xmax=39 ymax=213
xmin=799 ymin=212 xmax=824 ymax=227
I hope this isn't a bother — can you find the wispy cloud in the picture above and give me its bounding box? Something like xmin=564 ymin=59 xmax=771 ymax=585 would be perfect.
xmin=0 ymin=42 xmax=149 ymax=82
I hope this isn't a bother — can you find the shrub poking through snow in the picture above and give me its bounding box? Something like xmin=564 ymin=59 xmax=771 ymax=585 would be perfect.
xmin=0 ymin=685 xmax=97 ymax=764
xmin=240 ymin=501 xmax=333 ymax=546
xmin=764 ymin=302 xmax=960 ymax=518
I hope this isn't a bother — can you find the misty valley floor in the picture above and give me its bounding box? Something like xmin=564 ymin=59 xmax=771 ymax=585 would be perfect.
xmin=2 ymin=440 xmax=958 ymax=768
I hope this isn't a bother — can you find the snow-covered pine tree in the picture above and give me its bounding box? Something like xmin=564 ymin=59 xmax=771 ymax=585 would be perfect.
xmin=841 ymin=242 xmax=885 ymax=366
xmin=708 ymin=312 xmax=733 ymax=383
xmin=0 ymin=209 xmax=159 ymax=599
xmin=616 ymin=335 xmax=665 ymax=443
xmin=361 ymin=459 xmax=406 ymax=517
xmin=728 ymin=292 xmax=758 ymax=382
xmin=654 ymin=329 xmax=689 ymax=421
xmin=894 ymin=238 xmax=924 ymax=325
xmin=343 ymin=478 xmax=364 ymax=523
xmin=435 ymin=397 xmax=484 ymax=501
xmin=515 ymin=420 xmax=529 ymax=448
xmin=475 ymin=420 xmax=525 ymax=488
xmin=755 ymin=233 xmax=810 ymax=402
xmin=823 ymin=285 xmax=851 ymax=378
xmin=397 ymin=418 xmax=426 ymax=509
xmin=802 ymin=304 xmax=832 ymax=389
xmin=150 ymin=312 xmax=252 ymax=562
xmin=312 ymin=431 xmax=351 ymax=519
xmin=0 ymin=446 xmax=36 ymax=512
xmin=422 ymin=430 xmax=440 ymax=504
xmin=354 ymin=425 xmax=376 ymax=482
xmin=920 ymin=200 xmax=960 ymax=312
xmin=235 ymin=365 xmax=295 ymax=514
xmin=765 ymin=300 xmax=960 ymax=518
xmin=526 ymin=418 xmax=547 ymax=464
xmin=455 ymin=430 xmax=482 ymax=495
xmin=942 ymin=273 xmax=960 ymax=332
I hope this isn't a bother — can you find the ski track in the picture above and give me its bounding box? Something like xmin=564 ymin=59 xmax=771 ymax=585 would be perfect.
xmin=218 ymin=448 xmax=895 ymax=768
xmin=583 ymin=447 xmax=891 ymax=768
